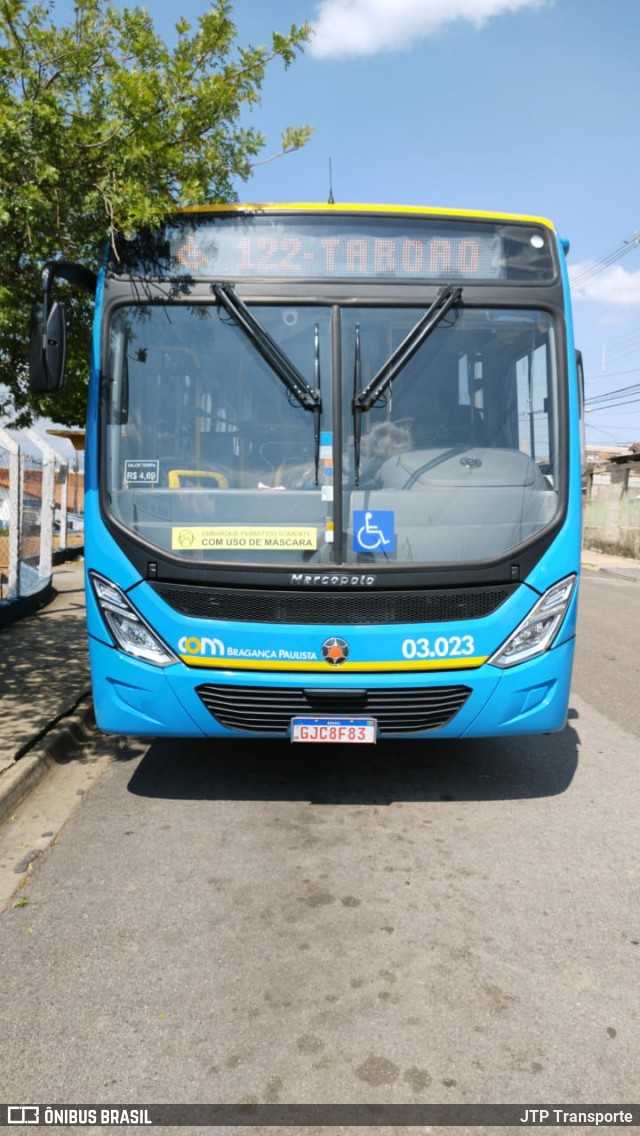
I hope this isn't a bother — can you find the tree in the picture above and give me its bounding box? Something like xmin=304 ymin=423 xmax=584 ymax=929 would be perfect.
xmin=0 ymin=0 xmax=312 ymax=426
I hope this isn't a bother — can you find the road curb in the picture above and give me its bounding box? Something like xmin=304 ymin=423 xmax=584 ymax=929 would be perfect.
xmin=599 ymin=569 xmax=640 ymax=582
xmin=582 ymin=560 xmax=640 ymax=583
xmin=0 ymin=695 xmax=95 ymax=826
xmin=0 ymin=582 xmax=56 ymax=629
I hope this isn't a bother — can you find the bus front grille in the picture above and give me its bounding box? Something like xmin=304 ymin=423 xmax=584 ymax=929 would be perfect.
xmin=195 ymin=683 xmax=472 ymax=735
xmin=153 ymin=583 xmax=515 ymax=625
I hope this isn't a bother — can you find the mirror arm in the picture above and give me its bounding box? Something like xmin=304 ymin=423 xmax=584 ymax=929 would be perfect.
xmin=40 ymin=261 xmax=97 ymax=298
xmin=39 ymin=261 xmax=97 ymax=340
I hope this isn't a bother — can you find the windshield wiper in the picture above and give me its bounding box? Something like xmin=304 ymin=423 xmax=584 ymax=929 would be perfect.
xmin=212 ymin=282 xmax=322 ymax=483
xmin=354 ymin=285 xmax=463 ymax=413
xmin=352 ymin=285 xmax=462 ymax=485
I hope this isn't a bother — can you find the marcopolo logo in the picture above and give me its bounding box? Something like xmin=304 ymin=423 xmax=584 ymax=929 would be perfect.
xmin=178 ymin=635 xmax=225 ymax=657
xmin=290 ymin=573 xmax=377 ymax=587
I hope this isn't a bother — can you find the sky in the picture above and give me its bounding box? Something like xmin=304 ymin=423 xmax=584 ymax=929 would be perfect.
xmin=30 ymin=0 xmax=640 ymax=457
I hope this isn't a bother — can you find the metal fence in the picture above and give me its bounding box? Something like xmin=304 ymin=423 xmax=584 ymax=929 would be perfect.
xmin=0 ymin=427 xmax=84 ymax=610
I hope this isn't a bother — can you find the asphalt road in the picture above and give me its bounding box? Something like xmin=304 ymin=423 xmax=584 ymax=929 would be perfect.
xmin=1 ymin=568 xmax=639 ymax=1133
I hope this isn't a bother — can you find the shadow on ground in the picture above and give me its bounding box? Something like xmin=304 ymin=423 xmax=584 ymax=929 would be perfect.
xmin=125 ymin=711 xmax=580 ymax=806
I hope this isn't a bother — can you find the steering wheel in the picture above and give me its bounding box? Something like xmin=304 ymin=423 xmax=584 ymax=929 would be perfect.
xmin=401 ymin=447 xmax=465 ymax=489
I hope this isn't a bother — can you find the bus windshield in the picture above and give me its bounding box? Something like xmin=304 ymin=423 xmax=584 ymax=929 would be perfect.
xmin=105 ymin=300 xmax=561 ymax=567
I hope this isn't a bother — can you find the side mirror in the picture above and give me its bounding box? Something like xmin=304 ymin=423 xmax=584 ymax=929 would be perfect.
xmin=29 ymin=300 xmax=67 ymax=392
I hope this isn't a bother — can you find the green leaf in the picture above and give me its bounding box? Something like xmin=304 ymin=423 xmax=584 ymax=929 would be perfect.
xmin=0 ymin=0 xmax=312 ymax=426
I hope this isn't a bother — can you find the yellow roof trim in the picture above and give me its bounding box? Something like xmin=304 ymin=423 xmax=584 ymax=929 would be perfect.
xmin=177 ymin=202 xmax=556 ymax=231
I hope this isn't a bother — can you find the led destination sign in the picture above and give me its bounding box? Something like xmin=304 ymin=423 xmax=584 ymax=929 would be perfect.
xmin=119 ymin=213 xmax=557 ymax=283
xmin=173 ymin=224 xmax=503 ymax=280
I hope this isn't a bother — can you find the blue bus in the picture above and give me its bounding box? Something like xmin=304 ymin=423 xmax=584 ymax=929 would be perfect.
xmin=30 ymin=204 xmax=582 ymax=743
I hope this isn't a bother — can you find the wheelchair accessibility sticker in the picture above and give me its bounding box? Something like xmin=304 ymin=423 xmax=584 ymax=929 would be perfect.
xmin=353 ymin=510 xmax=395 ymax=553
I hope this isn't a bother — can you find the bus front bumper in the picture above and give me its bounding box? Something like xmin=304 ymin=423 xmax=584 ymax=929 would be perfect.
xmin=88 ymin=636 xmax=575 ymax=740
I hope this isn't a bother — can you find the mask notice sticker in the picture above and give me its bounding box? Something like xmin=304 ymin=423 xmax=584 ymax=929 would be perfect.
xmin=171 ymin=526 xmax=318 ymax=551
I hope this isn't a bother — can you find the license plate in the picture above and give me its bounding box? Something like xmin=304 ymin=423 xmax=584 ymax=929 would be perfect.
xmin=291 ymin=717 xmax=377 ymax=744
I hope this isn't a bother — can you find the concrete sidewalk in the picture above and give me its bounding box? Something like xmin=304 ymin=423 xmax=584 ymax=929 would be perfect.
xmin=0 ymin=547 xmax=638 ymax=822
xmin=0 ymin=561 xmax=93 ymax=821
xmin=580 ymin=546 xmax=640 ymax=582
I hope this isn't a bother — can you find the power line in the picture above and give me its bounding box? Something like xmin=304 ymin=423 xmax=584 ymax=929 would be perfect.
xmin=597 ymin=341 xmax=640 ymax=369
xmin=580 ymin=325 xmax=640 ymax=374
xmin=586 ymin=421 xmax=640 ymax=442
xmin=586 ymin=402 xmax=640 ymax=415
xmin=591 ymin=324 xmax=640 ymax=350
xmin=586 ymin=372 xmax=640 ymax=390
xmin=586 ymin=381 xmax=640 ymax=408
xmin=587 ymin=380 xmax=640 ymax=401
xmin=571 ymin=231 xmax=640 ymax=287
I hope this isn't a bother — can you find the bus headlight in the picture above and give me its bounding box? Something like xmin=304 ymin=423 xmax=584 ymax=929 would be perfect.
xmin=489 ymin=575 xmax=576 ymax=669
xmin=89 ymin=572 xmax=177 ymax=667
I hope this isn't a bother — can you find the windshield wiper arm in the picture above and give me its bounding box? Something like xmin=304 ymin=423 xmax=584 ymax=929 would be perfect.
xmin=352 ymin=286 xmax=462 ymax=485
xmin=353 ymin=286 xmax=463 ymax=414
xmin=213 ymin=282 xmax=321 ymax=413
xmin=213 ymin=281 xmax=323 ymax=483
